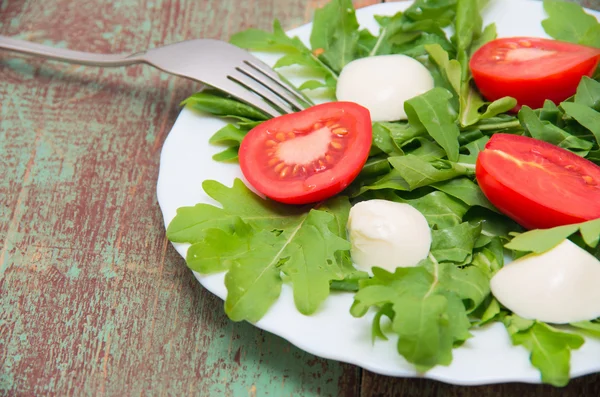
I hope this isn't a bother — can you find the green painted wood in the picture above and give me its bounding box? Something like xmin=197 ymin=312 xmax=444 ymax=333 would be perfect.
xmin=0 ymin=0 xmax=599 ymax=396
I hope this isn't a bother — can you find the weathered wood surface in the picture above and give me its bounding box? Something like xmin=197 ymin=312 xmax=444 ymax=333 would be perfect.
xmin=0 ymin=0 xmax=598 ymax=396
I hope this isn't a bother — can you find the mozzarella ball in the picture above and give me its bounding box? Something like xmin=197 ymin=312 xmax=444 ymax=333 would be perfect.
xmin=491 ymin=239 xmax=600 ymax=324
xmin=347 ymin=199 xmax=432 ymax=272
xmin=336 ymin=55 xmax=434 ymax=122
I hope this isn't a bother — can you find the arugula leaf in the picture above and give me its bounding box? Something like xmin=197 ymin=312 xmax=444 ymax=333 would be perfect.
xmin=570 ymin=319 xmax=600 ymax=336
xmin=310 ymin=0 xmax=360 ymax=73
xmin=212 ymin=147 xmax=240 ymax=162
xmin=231 ymin=20 xmax=338 ymax=82
xmin=542 ymin=0 xmax=600 ymax=47
xmin=388 ymin=155 xmax=473 ymax=190
xmin=503 ymin=315 xmax=585 ymax=387
xmin=432 ymin=177 xmax=497 ymax=212
xmin=224 ymin=233 xmax=285 ymax=322
xmin=279 ymin=210 xmax=352 ymax=315
xmin=372 ymin=123 xmax=405 ymax=156
xmin=404 ymin=88 xmax=461 ymax=161
xmin=182 ymin=92 xmax=269 ymax=120
xmin=167 ymin=179 xmax=305 ymax=243
xmin=561 ymin=102 xmax=600 ymax=147
xmin=574 ymin=76 xmax=600 ymax=111
xmin=505 ymin=218 xmax=600 ymax=253
xmin=408 ymin=191 xmax=469 ymax=229
xmin=425 ymin=44 xmax=461 ymax=94
xmin=519 ymin=106 xmax=593 ymax=154
xmin=430 ymin=222 xmax=481 ymax=263
xmin=351 ymin=259 xmax=473 ymax=372
xmin=169 ymin=179 xmax=357 ymax=321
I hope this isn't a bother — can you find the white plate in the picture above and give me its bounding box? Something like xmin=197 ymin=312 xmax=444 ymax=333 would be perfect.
xmin=157 ymin=0 xmax=600 ymax=385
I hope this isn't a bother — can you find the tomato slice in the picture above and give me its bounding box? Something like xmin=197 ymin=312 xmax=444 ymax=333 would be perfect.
xmin=470 ymin=37 xmax=600 ymax=110
xmin=239 ymin=102 xmax=372 ymax=204
xmin=476 ymin=134 xmax=600 ymax=230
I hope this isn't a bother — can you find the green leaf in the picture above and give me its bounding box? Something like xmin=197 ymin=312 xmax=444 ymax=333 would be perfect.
xmin=186 ymin=224 xmax=252 ymax=273
xmin=167 ymin=179 xmax=357 ymax=321
xmin=471 ymin=22 xmax=497 ymax=53
xmin=519 ymin=106 xmax=593 ymax=153
xmin=212 ymin=147 xmax=239 ymax=162
xmin=224 ymin=235 xmax=284 ymax=322
xmin=580 ymin=218 xmax=600 ymax=248
xmin=478 ymin=298 xmax=503 ymax=325
xmin=425 ymin=44 xmax=461 ymax=94
xmin=231 ymin=20 xmax=337 ymax=82
xmin=457 ymin=135 xmax=489 ymax=164
xmin=408 ymin=191 xmax=469 ymax=229
xmin=454 ymin=0 xmax=482 ymax=56
xmin=404 ymin=88 xmax=461 ymax=161
xmin=432 ymin=177 xmax=497 ymax=212
xmin=310 ymin=0 xmax=360 ymax=73
xmin=167 ymin=180 xmax=305 ymax=243
xmin=570 ymin=320 xmax=600 ymax=336
xmin=352 ymin=259 xmax=472 ymax=371
xmin=393 ymin=294 xmax=455 ymax=371
xmin=574 ymin=76 xmax=600 ymax=111
xmin=372 ymin=122 xmax=405 ymax=156
xmin=542 ymin=0 xmax=600 ymax=45
xmin=504 ymin=224 xmax=580 ymax=253
xmin=505 ymin=218 xmax=600 ymax=253
xmin=280 ymin=210 xmax=351 ymax=314
xmin=388 ymin=155 xmax=472 ymax=190
xmin=435 ymin=261 xmax=490 ymax=312
xmin=430 ymin=222 xmax=482 ymax=263
xmin=182 ymin=92 xmax=269 ymax=120
xmin=504 ymin=316 xmax=585 ymax=387
xmin=209 ymin=124 xmax=248 ymax=145
xmin=480 ymin=97 xmax=518 ymax=119
xmin=561 ymin=102 xmax=600 ymax=147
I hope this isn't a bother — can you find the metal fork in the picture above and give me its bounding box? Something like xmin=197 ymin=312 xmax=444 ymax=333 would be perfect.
xmin=0 ymin=36 xmax=307 ymax=117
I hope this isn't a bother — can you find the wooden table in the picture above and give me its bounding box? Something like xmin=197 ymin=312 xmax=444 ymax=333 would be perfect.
xmin=1 ymin=0 xmax=599 ymax=395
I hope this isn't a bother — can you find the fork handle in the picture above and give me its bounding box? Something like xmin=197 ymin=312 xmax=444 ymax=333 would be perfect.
xmin=0 ymin=35 xmax=145 ymax=67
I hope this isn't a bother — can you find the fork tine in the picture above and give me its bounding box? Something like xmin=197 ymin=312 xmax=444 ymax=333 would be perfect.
xmin=241 ymin=60 xmax=308 ymax=110
xmin=212 ymin=80 xmax=283 ymax=118
xmin=228 ymin=70 xmax=295 ymax=115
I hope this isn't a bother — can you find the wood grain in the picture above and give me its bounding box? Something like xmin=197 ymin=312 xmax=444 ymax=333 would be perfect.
xmin=0 ymin=0 xmax=598 ymax=396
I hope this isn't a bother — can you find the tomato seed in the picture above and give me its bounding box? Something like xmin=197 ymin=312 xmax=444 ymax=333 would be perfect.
xmin=583 ymin=175 xmax=596 ymax=185
xmin=325 ymin=155 xmax=334 ymax=164
xmin=276 ymin=132 xmax=287 ymax=141
xmin=268 ymin=158 xmax=280 ymax=166
xmin=265 ymin=140 xmax=278 ymax=147
xmin=274 ymin=162 xmax=286 ymax=172
xmin=280 ymin=166 xmax=290 ymax=178
xmin=330 ymin=141 xmax=343 ymax=150
xmin=332 ymin=128 xmax=348 ymax=135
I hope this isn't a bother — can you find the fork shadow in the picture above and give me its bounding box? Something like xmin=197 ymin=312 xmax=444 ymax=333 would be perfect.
xmin=0 ymin=53 xmax=203 ymax=101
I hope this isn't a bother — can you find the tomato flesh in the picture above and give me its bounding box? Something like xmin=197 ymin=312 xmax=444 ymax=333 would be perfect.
xmin=239 ymin=102 xmax=372 ymax=204
xmin=476 ymin=134 xmax=600 ymax=230
xmin=470 ymin=37 xmax=600 ymax=109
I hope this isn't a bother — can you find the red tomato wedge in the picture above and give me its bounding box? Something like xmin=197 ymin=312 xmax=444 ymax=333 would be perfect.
xmin=239 ymin=102 xmax=372 ymax=205
xmin=476 ymin=134 xmax=600 ymax=230
xmin=470 ymin=37 xmax=600 ymax=109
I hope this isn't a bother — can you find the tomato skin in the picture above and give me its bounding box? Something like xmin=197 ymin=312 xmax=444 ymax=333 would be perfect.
xmin=476 ymin=134 xmax=600 ymax=230
xmin=470 ymin=37 xmax=600 ymax=110
xmin=239 ymin=102 xmax=372 ymax=205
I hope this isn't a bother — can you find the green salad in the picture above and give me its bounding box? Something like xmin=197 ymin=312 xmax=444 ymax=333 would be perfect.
xmin=167 ymin=0 xmax=600 ymax=387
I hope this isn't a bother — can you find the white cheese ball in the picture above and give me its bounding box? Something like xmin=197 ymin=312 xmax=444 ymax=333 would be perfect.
xmin=491 ymin=239 xmax=600 ymax=324
xmin=347 ymin=199 xmax=432 ymax=272
xmin=336 ymin=55 xmax=434 ymax=122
